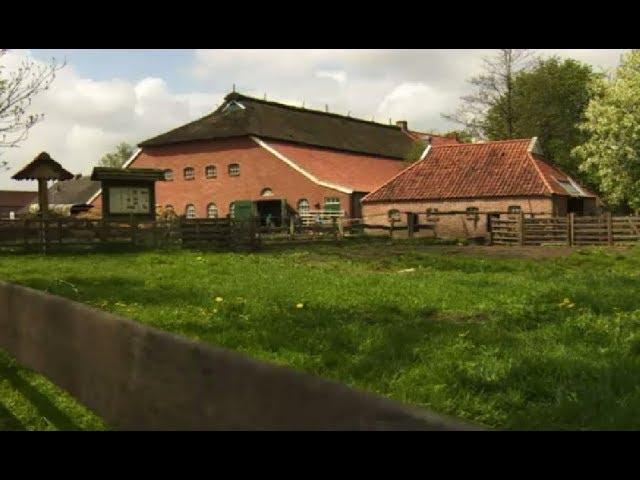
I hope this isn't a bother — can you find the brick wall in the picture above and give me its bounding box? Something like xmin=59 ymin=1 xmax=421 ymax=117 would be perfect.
xmin=91 ymin=137 xmax=352 ymax=218
xmin=362 ymin=197 xmax=555 ymax=239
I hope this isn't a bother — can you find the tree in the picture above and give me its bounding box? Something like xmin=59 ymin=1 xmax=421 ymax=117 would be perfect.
xmin=442 ymin=49 xmax=535 ymax=138
xmin=485 ymin=57 xmax=598 ymax=179
xmin=573 ymin=50 xmax=640 ymax=211
xmin=99 ymin=142 xmax=135 ymax=168
xmin=0 ymin=50 xmax=64 ymax=168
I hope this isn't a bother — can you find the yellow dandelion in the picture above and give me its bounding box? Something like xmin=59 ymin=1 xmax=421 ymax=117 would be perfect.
xmin=215 ymin=296 xmax=224 ymax=303
xmin=296 ymin=303 xmax=304 ymax=309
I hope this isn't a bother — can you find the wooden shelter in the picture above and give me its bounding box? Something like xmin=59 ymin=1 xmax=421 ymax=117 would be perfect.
xmin=11 ymin=152 xmax=74 ymax=218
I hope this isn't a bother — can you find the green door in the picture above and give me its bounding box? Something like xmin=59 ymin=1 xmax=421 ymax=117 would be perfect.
xmin=233 ymin=200 xmax=255 ymax=220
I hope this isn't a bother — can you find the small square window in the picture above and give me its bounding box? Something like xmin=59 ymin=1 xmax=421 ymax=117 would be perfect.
xmin=205 ymin=165 xmax=217 ymax=179
xmin=228 ymin=164 xmax=240 ymax=176
xmin=184 ymin=167 xmax=195 ymax=181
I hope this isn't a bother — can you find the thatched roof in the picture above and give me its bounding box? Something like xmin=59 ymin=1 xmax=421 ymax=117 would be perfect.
xmin=11 ymin=152 xmax=74 ymax=181
xmin=138 ymin=92 xmax=417 ymax=160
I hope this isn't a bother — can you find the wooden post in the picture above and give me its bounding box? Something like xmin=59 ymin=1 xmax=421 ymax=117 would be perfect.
xmin=289 ymin=216 xmax=294 ymax=240
xmin=390 ymin=219 xmax=395 ymax=239
xmin=569 ymin=212 xmax=576 ymax=246
xmin=606 ymin=211 xmax=613 ymax=246
xmin=407 ymin=213 xmax=414 ymax=238
xmin=152 ymin=221 xmax=158 ymax=249
xmin=23 ymin=219 xmax=28 ymax=249
xmin=58 ymin=219 xmax=63 ymax=246
xmin=518 ymin=212 xmax=525 ymax=246
xmin=338 ymin=218 xmax=344 ymax=239
xmin=567 ymin=213 xmax=573 ymax=246
xmin=195 ymin=219 xmax=200 ymax=244
xmin=131 ymin=218 xmax=137 ymax=246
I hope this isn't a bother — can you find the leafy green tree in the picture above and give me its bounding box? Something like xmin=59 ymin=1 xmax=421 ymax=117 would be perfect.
xmin=485 ymin=56 xmax=598 ymax=179
xmin=0 ymin=49 xmax=64 ymax=168
xmin=99 ymin=142 xmax=135 ymax=168
xmin=404 ymin=140 xmax=428 ymax=163
xmin=573 ymin=50 xmax=640 ymax=211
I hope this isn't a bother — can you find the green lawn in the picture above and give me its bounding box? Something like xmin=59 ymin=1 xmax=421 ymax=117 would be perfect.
xmin=1 ymin=239 xmax=640 ymax=430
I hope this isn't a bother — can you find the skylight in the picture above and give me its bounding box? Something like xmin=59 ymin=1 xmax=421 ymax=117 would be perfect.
xmin=556 ymin=178 xmax=582 ymax=196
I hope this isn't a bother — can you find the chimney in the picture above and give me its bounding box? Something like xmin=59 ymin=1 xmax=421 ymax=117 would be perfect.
xmin=396 ymin=120 xmax=408 ymax=131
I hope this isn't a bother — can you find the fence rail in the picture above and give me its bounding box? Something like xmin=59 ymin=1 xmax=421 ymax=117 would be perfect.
xmin=490 ymin=213 xmax=640 ymax=246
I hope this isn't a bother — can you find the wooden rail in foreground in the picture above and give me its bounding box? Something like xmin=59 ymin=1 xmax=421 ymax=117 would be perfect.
xmin=0 ymin=281 xmax=479 ymax=430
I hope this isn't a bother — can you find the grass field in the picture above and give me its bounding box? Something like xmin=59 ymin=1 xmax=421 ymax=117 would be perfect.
xmin=1 ymin=239 xmax=640 ymax=430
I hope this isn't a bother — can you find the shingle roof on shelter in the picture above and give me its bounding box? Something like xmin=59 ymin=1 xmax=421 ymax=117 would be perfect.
xmin=139 ymin=92 xmax=418 ymax=160
xmin=363 ymin=138 xmax=597 ymax=203
xmin=11 ymin=152 xmax=74 ymax=181
xmin=91 ymin=167 xmax=166 ymax=182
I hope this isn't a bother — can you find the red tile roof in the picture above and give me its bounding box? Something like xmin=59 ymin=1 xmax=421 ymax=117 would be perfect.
xmin=260 ymin=139 xmax=408 ymax=193
xmin=0 ymin=190 xmax=37 ymax=208
xmin=362 ymin=138 xmax=596 ymax=203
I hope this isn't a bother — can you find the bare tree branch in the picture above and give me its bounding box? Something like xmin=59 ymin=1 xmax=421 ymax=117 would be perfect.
xmin=442 ymin=49 xmax=536 ymax=139
xmin=0 ymin=49 xmax=65 ymax=169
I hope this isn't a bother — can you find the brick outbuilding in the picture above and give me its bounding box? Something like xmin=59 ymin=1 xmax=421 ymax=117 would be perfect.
xmin=361 ymin=138 xmax=600 ymax=240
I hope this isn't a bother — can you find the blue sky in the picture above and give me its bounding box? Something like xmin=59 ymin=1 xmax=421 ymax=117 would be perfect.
xmin=1 ymin=49 xmax=629 ymax=190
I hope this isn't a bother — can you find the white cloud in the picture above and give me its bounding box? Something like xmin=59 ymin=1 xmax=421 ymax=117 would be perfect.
xmin=1 ymin=49 xmax=629 ymax=190
xmin=315 ymin=70 xmax=347 ymax=84
xmin=1 ymin=50 xmax=221 ymax=189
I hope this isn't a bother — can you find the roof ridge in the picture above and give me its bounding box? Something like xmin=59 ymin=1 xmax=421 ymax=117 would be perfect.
xmin=226 ymin=92 xmax=404 ymax=131
xmin=431 ymin=138 xmax=531 ymax=148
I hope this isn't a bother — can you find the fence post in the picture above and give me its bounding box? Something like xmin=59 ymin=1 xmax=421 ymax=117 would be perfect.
xmin=338 ymin=218 xmax=344 ymax=239
xmin=569 ymin=212 xmax=575 ymax=247
xmin=23 ymin=219 xmax=28 ymax=249
xmin=518 ymin=212 xmax=524 ymax=246
xmin=58 ymin=219 xmax=63 ymax=246
xmin=567 ymin=213 xmax=572 ymax=246
xmin=289 ymin=216 xmax=294 ymax=240
xmin=606 ymin=211 xmax=613 ymax=246
xmin=407 ymin=213 xmax=414 ymax=238
xmin=390 ymin=219 xmax=395 ymax=239
xmin=131 ymin=219 xmax=137 ymax=247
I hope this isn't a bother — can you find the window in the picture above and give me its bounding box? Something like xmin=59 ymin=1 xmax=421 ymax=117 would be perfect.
xmin=228 ymin=163 xmax=240 ymax=176
xmin=165 ymin=204 xmax=174 ymax=211
xmin=229 ymin=202 xmax=236 ymax=219
xmin=185 ymin=204 xmax=196 ymax=219
xmin=508 ymin=205 xmax=522 ymax=215
xmin=466 ymin=207 xmax=479 ymax=220
xmin=388 ymin=209 xmax=401 ymax=222
xmin=164 ymin=169 xmax=174 ymax=181
xmin=324 ymin=197 xmax=341 ymax=212
xmin=261 ymin=188 xmax=273 ymax=197
xmin=207 ymin=203 xmax=218 ymax=219
xmin=205 ymin=165 xmax=217 ymax=179
xmin=184 ymin=167 xmax=195 ymax=180
xmin=426 ymin=207 xmax=439 ymax=221
xmin=297 ymin=199 xmax=310 ymax=215
xmin=556 ymin=178 xmax=582 ymax=196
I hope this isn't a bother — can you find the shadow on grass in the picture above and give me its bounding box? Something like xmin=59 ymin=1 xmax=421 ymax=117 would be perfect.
xmin=0 ymin=401 xmax=24 ymax=431
xmin=0 ymin=354 xmax=80 ymax=430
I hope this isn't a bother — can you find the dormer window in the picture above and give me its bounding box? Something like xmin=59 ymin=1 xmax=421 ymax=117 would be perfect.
xmin=222 ymin=101 xmax=246 ymax=114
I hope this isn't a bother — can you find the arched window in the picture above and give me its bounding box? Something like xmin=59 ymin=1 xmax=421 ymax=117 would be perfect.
xmin=228 ymin=163 xmax=240 ymax=177
xmin=184 ymin=167 xmax=195 ymax=180
xmin=297 ymin=199 xmax=309 ymax=215
xmin=185 ymin=204 xmax=196 ymax=219
xmin=388 ymin=209 xmax=401 ymax=222
xmin=261 ymin=188 xmax=273 ymax=197
xmin=229 ymin=202 xmax=236 ymax=219
xmin=164 ymin=169 xmax=174 ymax=181
xmin=207 ymin=203 xmax=218 ymax=219
xmin=205 ymin=165 xmax=217 ymax=179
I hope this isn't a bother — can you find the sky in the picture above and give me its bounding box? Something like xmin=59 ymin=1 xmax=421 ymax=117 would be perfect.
xmin=0 ymin=49 xmax=629 ymax=191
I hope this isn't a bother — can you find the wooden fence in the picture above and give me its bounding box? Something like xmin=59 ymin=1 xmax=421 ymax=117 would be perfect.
xmin=490 ymin=213 xmax=640 ymax=246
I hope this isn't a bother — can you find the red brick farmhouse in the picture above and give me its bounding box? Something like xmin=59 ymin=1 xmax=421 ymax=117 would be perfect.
xmin=361 ymin=138 xmax=600 ymax=239
xmin=90 ymin=92 xmax=459 ymax=223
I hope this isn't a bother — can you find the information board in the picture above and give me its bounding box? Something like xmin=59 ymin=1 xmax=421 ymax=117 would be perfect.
xmin=108 ymin=186 xmax=150 ymax=214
